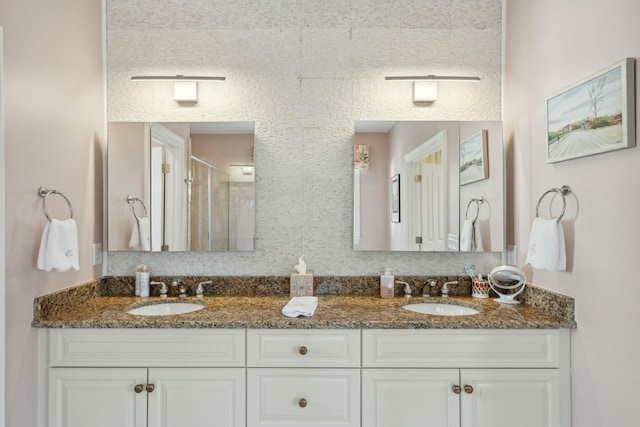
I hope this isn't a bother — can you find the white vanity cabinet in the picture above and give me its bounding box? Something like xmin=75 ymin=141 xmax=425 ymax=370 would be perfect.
xmin=40 ymin=327 xmax=571 ymax=427
xmin=246 ymin=329 xmax=361 ymax=427
xmin=361 ymin=329 xmax=570 ymax=427
xmin=42 ymin=329 xmax=246 ymax=427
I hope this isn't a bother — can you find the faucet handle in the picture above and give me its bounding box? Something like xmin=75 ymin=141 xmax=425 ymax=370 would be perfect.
xmin=441 ymin=281 xmax=459 ymax=298
xmin=150 ymin=281 xmax=168 ymax=298
xmin=396 ymin=281 xmax=412 ymax=298
xmin=195 ymin=280 xmax=213 ymax=298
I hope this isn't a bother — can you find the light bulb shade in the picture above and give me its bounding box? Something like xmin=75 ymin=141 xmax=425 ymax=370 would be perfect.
xmin=413 ymin=81 xmax=437 ymax=103
xmin=174 ymin=81 xmax=198 ymax=103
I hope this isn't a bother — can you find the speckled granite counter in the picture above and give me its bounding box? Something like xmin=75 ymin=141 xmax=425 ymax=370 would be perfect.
xmin=32 ymin=276 xmax=576 ymax=329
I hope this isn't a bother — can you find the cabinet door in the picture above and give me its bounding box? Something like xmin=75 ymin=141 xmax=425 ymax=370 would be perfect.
xmin=461 ymin=369 xmax=561 ymax=427
xmin=148 ymin=368 xmax=246 ymax=427
xmin=362 ymin=369 xmax=459 ymax=427
xmin=247 ymin=368 xmax=360 ymax=427
xmin=49 ymin=367 xmax=147 ymax=427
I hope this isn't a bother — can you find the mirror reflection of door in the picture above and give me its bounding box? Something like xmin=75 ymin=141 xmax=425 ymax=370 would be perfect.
xmin=404 ymin=131 xmax=447 ymax=251
xmin=149 ymin=123 xmax=187 ymax=251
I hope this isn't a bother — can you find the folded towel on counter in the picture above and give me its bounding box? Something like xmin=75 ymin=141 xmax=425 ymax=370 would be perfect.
xmin=525 ymin=217 xmax=566 ymax=271
xmin=129 ymin=216 xmax=150 ymax=251
xmin=460 ymin=219 xmax=483 ymax=252
xmin=37 ymin=218 xmax=80 ymax=272
xmin=282 ymin=296 xmax=319 ymax=318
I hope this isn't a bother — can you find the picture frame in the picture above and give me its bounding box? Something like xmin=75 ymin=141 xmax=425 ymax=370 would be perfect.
xmin=545 ymin=57 xmax=636 ymax=163
xmin=391 ymin=174 xmax=400 ymax=223
xmin=460 ymin=130 xmax=489 ymax=185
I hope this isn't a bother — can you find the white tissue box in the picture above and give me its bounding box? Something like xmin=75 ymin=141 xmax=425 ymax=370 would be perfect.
xmin=290 ymin=273 xmax=313 ymax=297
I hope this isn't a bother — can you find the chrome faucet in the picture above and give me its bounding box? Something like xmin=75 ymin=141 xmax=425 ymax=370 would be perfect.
xmin=172 ymin=280 xmax=188 ymax=298
xmin=422 ymin=279 xmax=437 ymax=298
xmin=396 ymin=281 xmax=412 ymax=298
xmin=195 ymin=280 xmax=213 ymax=298
xmin=150 ymin=281 xmax=168 ymax=298
xmin=441 ymin=281 xmax=459 ymax=298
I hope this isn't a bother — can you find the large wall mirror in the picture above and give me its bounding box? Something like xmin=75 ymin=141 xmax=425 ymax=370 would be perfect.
xmin=354 ymin=121 xmax=504 ymax=252
xmin=108 ymin=121 xmax=255 ymax=252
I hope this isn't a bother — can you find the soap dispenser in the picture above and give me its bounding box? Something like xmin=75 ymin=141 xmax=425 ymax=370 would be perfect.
xmin=380 ymin=268 xmax=395 ymax=299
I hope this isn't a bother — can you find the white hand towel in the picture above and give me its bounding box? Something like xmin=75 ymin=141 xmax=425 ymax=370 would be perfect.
xmin=460 ymin=219 xmax=483 ymax=252
xmin=282 ymin=296 xmax=318 ymax=318
xmin=129 ymin=218 xmax=140 ymax=249
xmin=37 ymin=219 xmax=80 ymax=272
xmin=129 ymin=216 xmax=151 ymax=251
xmin=525 ymin=217 xmax=566 ymax=271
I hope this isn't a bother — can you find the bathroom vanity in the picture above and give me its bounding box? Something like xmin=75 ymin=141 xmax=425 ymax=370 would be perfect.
xmin=34 ymin=280 xmax=575 ymax=427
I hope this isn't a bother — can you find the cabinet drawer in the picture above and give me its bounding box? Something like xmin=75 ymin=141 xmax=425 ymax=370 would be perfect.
xmin=247 ymin=368 xmax=360 ymax=427
xmin=48 ymin=329 xmax=245 ymax=367
xmin=362 ymin=329 xmax=562 ymax=368
xmin=247 ymin=329 xmax=360 ymax=367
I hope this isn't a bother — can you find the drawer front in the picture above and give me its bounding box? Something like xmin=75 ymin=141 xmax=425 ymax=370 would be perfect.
xmin=49 ymin=329 xmax=245 ymax=367
xmin=362 ymin=329 xmax=561 ymax=368
xmin=247 ymin=368 xmax=360 ymax=427
xmin=247 ymin=329 xmax=360 ymax=367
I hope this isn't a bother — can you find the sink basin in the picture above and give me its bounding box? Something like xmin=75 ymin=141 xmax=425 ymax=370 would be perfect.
xmin=403 ymin=303 xmax=479 ymax=316
xmin=127 ymin=303 xmax=205 ymax=316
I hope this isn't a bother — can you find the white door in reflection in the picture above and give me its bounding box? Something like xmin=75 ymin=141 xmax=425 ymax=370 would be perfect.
xmin=419 ymin=159 xmax=445 ymax=251
xmin=404 ymin=130 xmax=448 ymax=251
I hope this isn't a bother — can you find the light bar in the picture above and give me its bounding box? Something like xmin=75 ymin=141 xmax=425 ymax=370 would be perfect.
xmin=385 ymin=75 xmax=481 ymax=82
xmin=131 ymin=75 xmax=226 ymax=82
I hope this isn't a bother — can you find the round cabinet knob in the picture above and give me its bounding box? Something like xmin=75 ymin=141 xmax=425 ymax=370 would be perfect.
xmin=298 ymin=398 xmax=308 ymax=408
xmin=298 ymin=346 xmax=308 ymax=355
xmin=134 ymin=384 xmax=144 ymax=393
xmin=452 ymin=385 xmax=462 ymax=394
xmin=146 ymin=384 xmax=155 ymax=393
xmin=464 ymin=385 xmax=474 ymax=394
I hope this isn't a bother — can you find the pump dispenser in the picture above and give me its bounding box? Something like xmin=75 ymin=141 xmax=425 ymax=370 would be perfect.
xmin=380 ymin=268 xmax=395 ymax=298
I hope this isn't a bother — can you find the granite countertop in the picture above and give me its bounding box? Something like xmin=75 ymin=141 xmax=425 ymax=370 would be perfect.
xmin=33 ymin=290 xmax=576 ymax=330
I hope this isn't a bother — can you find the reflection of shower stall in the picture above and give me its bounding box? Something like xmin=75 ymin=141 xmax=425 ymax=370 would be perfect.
xmin=189 ymin=157 xmax=229 ymax=251
xmin=188 ymin=156 xmax=256 ymax=251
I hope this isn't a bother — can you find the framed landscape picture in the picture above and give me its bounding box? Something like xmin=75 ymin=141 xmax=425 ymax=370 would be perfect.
xmin=545 ymin=58 xmax=636 ymax=163
xmin=460 ymin=130 xmax=489 ymax=185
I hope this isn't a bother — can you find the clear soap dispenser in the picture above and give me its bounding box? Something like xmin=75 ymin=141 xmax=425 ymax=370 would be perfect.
xmin=380 ymin=268 xmax=395 ymax=298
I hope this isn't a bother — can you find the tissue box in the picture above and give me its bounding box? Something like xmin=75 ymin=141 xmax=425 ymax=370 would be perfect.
xmin=290 ymin=273 xmax=313 ymax=297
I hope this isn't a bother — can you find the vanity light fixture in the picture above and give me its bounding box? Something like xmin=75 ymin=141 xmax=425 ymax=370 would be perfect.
xmin=130 ymin=75 xmax=226 ymax=104
xmin=385 ymin=75 xmax=481 ymax=103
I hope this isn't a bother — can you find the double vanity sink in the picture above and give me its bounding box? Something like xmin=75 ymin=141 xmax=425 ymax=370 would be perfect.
xmin=31 ymin=276 xmax=576 ymax=329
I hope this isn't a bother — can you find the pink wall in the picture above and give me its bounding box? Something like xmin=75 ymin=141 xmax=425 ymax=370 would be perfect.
xmin=459 ymin=121 xmax=504 ymax=251
xmin=354 ymin=133 xmax=390 ymax=251
xmin=107 ymin=122 xmax=146 ymax=251
xmin=191 ymin=133 xmax=254 ymax=174
xmin=504 ymin=0 xmax=640 ymax=425
xmin=0 ymin=1 xmax=104 ymax=426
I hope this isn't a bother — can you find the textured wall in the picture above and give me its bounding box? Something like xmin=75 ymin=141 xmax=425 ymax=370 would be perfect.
xmin=107 ymin=0 xmax=503 ymax=276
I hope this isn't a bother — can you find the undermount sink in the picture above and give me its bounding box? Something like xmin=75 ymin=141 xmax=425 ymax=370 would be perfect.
xmin=127 ymin=302 xmax=205 ymax=316
xmin=403 ymin=303 xmax=480 ymax=316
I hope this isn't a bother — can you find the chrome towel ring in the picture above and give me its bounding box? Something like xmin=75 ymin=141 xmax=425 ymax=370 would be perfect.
xmin=127 ymin=196 xmax=148 ymax=217
xmin=535 ymin=185 xmax=571 ymax=222
xmin=38 ymin=186 xmax=74 ymax=222
xmin=465 ymin=197 xmax=484 ymax=221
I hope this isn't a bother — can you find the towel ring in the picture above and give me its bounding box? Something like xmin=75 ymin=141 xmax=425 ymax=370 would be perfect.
xmin=535 ymin=185 xmax=571 ymax=222
xmin=38 ymin=187 xmax=74 ymax=222
xmin=127 ymin=196 xmax=147 ymax=217
xmin=465 ymin=197 xmax=484 ymax=221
